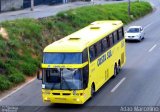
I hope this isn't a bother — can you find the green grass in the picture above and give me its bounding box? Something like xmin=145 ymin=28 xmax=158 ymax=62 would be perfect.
xmin=8 ymin=72 xmax=25 ymax=84
xmin=0 ymin=76 xmax=12 ymax=90
xmin=0 ymin=1 xmax=152 ymax=91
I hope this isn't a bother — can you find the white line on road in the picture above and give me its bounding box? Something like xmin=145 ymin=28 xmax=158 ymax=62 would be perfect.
xmin=111 ymin=77 xmax=126 ymax=93
xmin=144 ymin=23 xmax=153 ymax=30
xmin=0 ymin=77 xmax=36 ymax=102
xmin=148 ymin=44 xmax=157 ymax=52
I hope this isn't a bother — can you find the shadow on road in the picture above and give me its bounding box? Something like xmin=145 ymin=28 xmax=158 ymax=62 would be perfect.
xmin=125 ymin=38 xmax=145 ymax=43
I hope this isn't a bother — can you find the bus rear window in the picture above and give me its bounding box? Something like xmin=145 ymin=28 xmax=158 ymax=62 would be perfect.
xmin=43 ymin=53 xmax=82 ymax=64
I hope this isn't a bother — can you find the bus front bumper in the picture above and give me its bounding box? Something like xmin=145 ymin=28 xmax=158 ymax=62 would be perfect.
xmin=43 ymin=95 xmax=85 ymax=104
xmin=42 ymin=90 xmax=87 ymax=104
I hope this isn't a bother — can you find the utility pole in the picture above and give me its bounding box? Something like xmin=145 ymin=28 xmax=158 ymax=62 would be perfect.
xmin=91 ymin=0 xmax=94 ymax=5
xmin=128 ymin=0 xmax=130 ymax=16
xmin=31 ymin=0 xmax=34 ymax=11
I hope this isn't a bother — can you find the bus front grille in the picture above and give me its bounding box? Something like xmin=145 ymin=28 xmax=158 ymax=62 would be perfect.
xmin=62 ymin=93 xmax=71 ymax=95
xmin=52 ymin=93 xmax=60 ymax=95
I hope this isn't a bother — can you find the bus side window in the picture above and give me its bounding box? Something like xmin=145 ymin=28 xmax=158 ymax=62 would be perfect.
xmin=95 ymin=41 xmax=102 ymax=57
xmin=109 ymin=34 xmax=113 ymax=47
xmin=117 ymin=30 xmax=120 ymax=41
xmin=82 ymin=49 xmax=88 ymax=62
xmin=118 ymin=27 xmax=124 ymax=39
xmin=83 ymin=65 xmax=89 ymax=89
xmin=112 ymin=33 xmax=115 ymax=44
xmin=101 ymin=37 xmax=107 ymax=51
xmin=89 ymin=46 xmax=96 ymax=62
xmin=106 ymin=36 xmax=110 ymax=48
xmin=94 ymin=45 xmax=97 ymax=58
xmin=113 ymin=31 xmax=118 ymax=43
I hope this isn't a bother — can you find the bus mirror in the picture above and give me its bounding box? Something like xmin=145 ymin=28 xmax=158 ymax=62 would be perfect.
xmin=37 ymin=70 xmax=42 ymax=80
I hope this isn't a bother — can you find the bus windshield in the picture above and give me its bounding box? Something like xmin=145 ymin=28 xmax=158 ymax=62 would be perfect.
xmin=43 ymin=68 xmax=83 ymax=90
xmin=43 ymin=53 xmax=82 ymax=64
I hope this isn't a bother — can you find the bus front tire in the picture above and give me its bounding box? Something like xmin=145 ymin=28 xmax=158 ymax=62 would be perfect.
xmin=117 ymin=61 xmax=121 ymax=74
xmin=113 ymin=65 xmax=118 ymax=78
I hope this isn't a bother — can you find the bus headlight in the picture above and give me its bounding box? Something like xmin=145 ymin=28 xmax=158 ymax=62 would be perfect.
xmin=76 ymin=98 xmax=80 ymax=102
xmin=44 ymin=97 xmax=50 ymax=102
xmin=42 ymin=91 xmax=50 ymax=95
xmin=73 ymin=98 xmax=80 ymax=102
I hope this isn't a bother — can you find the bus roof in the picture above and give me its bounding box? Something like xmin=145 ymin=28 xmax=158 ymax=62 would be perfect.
xmin=44 ymin=20 xmax=123 ymax=52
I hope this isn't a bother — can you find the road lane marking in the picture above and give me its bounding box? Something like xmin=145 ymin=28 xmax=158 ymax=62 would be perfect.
xmin=111 ymin=77 xmax=126 ymax=93
xmin=148 ymin=44 xmax=157 ymax=52
xmin=0 ymin=77 xmax=36 ymax=102
xmin=144 ymin=18 xmax=160 ymax=30
xmin=144 ymin=23 xmax=153 ymax=30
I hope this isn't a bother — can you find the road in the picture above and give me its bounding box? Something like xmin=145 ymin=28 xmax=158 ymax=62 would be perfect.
xmin=0 ymin=0 xmax=126 ymax=22
xmin=0 ymin=0 xmax=160 ymax=112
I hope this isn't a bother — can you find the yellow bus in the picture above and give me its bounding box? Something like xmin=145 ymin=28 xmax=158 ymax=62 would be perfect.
xmin=37 ymin=20 xmax=126 ymax=104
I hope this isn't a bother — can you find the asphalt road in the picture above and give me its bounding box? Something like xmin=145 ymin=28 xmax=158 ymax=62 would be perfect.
xmin=0 ymin=0 xmax=160 ymax=112
xmin=0 ymin=0 xmax=127 ymax=22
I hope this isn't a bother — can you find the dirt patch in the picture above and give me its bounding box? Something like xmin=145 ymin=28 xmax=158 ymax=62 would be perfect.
xmin=0 ymin=27 xmax=9 ymax=40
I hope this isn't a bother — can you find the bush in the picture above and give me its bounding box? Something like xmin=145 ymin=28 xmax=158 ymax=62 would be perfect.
xmin=5 ymin=65 xmax=19 ymax=74
xmin=55 ymin=2 xmax=152 ymax=27
xmin=7 ymin=39 xmax=21 ymax=48
xmin=0 ymin=60 xmax=6 ymax=74
xmin=8 ymin=72 xmax=25 ymax=84
xmin=0 ymin=39 xmax=7 ymax=49
xmin=20 ymin=54 xmax=40 ymax=66
xmin=7 ymin=49 xmax=20 ymax=59
xmin=20 ymin=62 xmax=37 ymax=76
xmin=0 ymin=60 xmax=5 ymax=69
xmin=54 ymin=21 xmax=74 ymax=35
xmin=0 ymin=76 xmax=12 ymax=91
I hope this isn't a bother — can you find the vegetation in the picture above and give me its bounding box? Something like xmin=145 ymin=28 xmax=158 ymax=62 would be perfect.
xmin=0 ymin=1 xmax=152 ymax=91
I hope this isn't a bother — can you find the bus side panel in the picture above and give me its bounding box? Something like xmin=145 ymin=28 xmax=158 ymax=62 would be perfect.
xmin=87 ymin=38 xmax=126 ymax=98
xmin=121 ymin=39 xmax=126 ymax=67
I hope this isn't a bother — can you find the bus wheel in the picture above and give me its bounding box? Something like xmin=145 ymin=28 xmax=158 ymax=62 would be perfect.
xmin=113 ymin=65 xmax=118 ymax=78
xmin=117 ymin=61 xmax=121 ymax=74
xmin=91 ymin=84 xmax=95 ymax=98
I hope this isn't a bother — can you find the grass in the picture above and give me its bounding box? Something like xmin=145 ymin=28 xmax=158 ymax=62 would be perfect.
xmin=0 ymin=1 xmax=152 ymax=91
